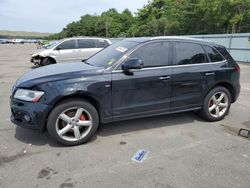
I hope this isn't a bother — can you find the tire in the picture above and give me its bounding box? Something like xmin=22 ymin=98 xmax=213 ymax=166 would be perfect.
xmin=199 ymin=87 xmax=231 ymax=122
xmin=41 ymin=57 xmax=55 ymax=66
xmin=47 ymin=99 xmax=99 ymax=146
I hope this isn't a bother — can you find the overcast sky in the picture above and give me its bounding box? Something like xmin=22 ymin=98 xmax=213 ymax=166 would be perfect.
xmin=0 ymin=0 xmax=149 ymax=33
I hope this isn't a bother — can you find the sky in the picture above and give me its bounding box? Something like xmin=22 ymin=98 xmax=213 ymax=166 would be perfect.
xmin=0 ymin=0 xmax=149 ymax=33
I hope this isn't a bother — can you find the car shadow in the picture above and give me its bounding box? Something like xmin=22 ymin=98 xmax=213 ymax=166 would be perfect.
xmin=15 ymin=111 xmax=204 ymax=147
xmin=15 ymin=127 xmax=62 ymax=147
xmin=97 ymin=111 xmax=204 ymax=137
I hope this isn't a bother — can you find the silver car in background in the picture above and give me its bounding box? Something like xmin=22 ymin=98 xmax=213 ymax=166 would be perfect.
xmin=0 ymin=39 xmax=7 ymax=44
xmin=31 ymin=37 xmax=111 ymax=66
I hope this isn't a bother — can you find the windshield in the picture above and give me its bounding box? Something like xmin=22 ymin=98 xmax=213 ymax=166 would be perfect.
xmin=86 ymin=40 xmax=139 ymax=68
xmin=45 ymin=40 xmax=62 ymax=49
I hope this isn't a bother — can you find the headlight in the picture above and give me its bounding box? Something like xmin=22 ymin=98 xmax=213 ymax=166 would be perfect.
xmin=14 ymin=89 xmax=44 ymax=102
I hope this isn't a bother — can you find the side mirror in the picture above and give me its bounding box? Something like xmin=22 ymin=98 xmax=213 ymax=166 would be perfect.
xmin=56 ymin=45 xmax=62 ymax=50
xmin=121 ymin=58 xmax=143 ymax=71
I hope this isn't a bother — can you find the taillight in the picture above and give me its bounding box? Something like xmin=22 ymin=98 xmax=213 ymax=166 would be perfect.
xmin=235 ymin=64 xmax=240 ymax=72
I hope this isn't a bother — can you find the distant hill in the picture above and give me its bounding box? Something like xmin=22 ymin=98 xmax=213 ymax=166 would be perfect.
xmin=0 ymin=30 xmax=52 ymax=39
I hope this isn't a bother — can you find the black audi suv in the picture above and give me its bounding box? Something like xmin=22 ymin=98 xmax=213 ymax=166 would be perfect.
xmin=10 ymin=37 xmax=240 ymax=146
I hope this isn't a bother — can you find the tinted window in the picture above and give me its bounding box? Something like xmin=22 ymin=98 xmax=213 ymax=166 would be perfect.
xmin=129 ymin=41 xmax=170 ymax=67
xmin=216 ymin=46 xmax=234 ymax=63
xmin=77 ymin=39 xmax=95 ymax=48
xmin=204 ymin=46 xmax=224 ymax=62
xmin=60 ymin=40 xmax=75 ymax=50
xmin=174 ymin=42 xmax=207 ymax=65
xmin=95 ymin=39 xmax=109 ymax=48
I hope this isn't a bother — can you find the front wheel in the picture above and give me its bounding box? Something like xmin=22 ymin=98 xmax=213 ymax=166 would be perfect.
xmin=41 ymin=57 xmax=55 ymax=66
xmin=199 ymin=87 xmax=231 ymax=122
xmin=47 ymin=99 xmax=99 ymax=146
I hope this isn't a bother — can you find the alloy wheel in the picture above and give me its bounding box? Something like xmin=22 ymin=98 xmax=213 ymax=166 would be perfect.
xmin=55 ymin=107 xmax=93 ymax=142
xmin=208 ymin=92 xmax=229 ymax=118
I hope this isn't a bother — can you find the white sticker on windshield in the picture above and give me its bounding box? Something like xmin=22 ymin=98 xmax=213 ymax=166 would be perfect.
xmin=116 ymin=46 xmax=128 ymax=53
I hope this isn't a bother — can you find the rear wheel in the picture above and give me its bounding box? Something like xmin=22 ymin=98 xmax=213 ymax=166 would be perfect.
xmin=47 ymin=99 xmax=99 ymax=146
xmin=199 ymin=87 xmax=231 ymax=121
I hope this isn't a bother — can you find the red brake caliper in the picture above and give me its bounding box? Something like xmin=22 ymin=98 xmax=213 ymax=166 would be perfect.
xmin=209 ymin=100 xmax=213 ymax=107
xmin=80 ymin=114 xmax=87 ymax=121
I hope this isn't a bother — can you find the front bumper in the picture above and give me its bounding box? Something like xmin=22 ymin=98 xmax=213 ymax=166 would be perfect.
xmin=10 ymin=98 xmax=52 ymax=131
xmin=30 ymin=57 xmax=41 ymax=65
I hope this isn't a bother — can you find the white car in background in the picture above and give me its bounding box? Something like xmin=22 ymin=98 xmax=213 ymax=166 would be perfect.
xmin=0 ymin=39 xmax=7 ymax=44
xmin=31 ymin=37 xmax=111 ymax=66
xmin=12 ymin=39 xmax=25 ymax=44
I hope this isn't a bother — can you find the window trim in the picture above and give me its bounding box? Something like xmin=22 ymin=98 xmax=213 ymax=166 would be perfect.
xmin=112 ymin=60 xmax=226 ymax=73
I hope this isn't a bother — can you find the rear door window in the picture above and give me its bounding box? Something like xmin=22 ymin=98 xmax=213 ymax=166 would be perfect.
xmin=174 ymin=42 xmax=207 ymax=65
xmin=203 ymin=46 xmax=224 ymax=62
xmin=77 ymin=39 xmax=96 ymax=49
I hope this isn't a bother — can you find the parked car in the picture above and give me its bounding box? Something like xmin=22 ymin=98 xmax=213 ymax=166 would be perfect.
xmin=10 ymin=37 xmax=240 ymax=146
xmin=12 ymin=39 xmax=25 ymax=44
xmin=27 ymin=39 xmax=38 ymax=43
xmin=41 ymin=40 xmax=50 ymax=46
xmin=5 ymin=39 xmax=13 ymax=43
xmin=0 ymin=39 xmax=7 ymax=44
xmin=31 ymin=37 xmax=111 ymax=66
xmin=41 ymin=41 xmax=56 ymax=49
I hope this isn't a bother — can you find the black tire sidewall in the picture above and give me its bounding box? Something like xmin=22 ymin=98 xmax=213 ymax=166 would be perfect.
xmin=47 ymin=99 xmax=99 ymax=146
xmin=201 ymin=87 xmax=231 ymax=122
xmin=42 ymin=58 xmax=53 ymax=66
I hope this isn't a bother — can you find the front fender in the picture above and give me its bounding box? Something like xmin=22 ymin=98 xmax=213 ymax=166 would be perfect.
xmin=36 ymin=74 xmax=112 ymax=123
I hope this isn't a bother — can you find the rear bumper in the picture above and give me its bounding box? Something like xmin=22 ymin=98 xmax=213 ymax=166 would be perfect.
xmin=10 ymin=98 xmax=52 ymax=131
xmin=234 ymin=84 xmax=241 ymax=102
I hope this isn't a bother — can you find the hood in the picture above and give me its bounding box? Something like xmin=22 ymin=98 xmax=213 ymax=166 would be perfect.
xmin=31 ymin=49 xmax=47 ymax=57
xmin=16 ymin=62 xmax=104 ymax=88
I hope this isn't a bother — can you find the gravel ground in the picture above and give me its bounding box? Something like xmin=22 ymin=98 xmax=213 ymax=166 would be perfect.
xmin=0 ymin=44 xmax=250 ymax=188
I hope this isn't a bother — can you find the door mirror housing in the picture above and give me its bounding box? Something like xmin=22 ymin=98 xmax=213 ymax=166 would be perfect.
xmin=56 ymin=45 xmax=62 ymax=50
xmin=121 ymin=58 xmax=143 ymax=71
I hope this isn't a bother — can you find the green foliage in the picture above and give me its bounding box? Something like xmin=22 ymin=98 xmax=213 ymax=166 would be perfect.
xmin=0 ymin=30 xmax=51 ymax=39
xmin=49 ymin=0 xmax=250 ymax=39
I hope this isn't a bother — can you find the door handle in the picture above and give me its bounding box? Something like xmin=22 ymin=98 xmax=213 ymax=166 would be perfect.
xmin=205 ymin=72 xmax=215 ymax=76
xmin=159 ymin=76 xmax=171 ymax=80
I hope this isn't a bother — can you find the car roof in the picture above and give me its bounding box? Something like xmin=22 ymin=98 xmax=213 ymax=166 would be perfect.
xmin=64 ymin=37 xmax=110 ymax=40
xmin=63 ymin=37 xmax=112 ymax=44
xmin=124 ymin=36 xmax=218 ymax=46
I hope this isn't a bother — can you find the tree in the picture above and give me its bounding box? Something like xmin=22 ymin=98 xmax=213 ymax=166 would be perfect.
xmin=48 ymin=0 xmax=250 ymax=39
